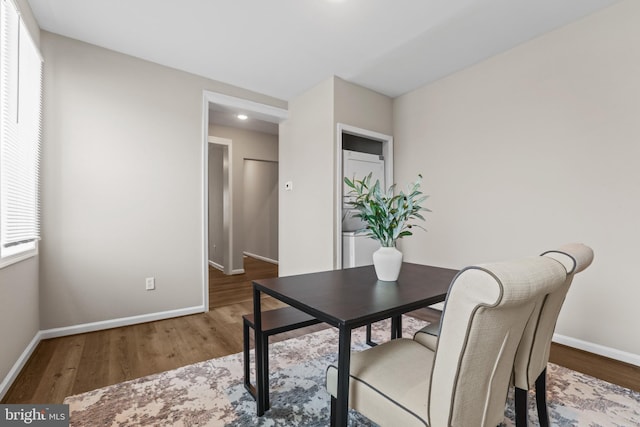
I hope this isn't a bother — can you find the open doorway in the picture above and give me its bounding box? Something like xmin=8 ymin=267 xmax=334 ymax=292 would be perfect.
xmin=202 ymin=91 xmax=287 ymax=310
xmin=334 ymin=124 xmax=393 ymax=269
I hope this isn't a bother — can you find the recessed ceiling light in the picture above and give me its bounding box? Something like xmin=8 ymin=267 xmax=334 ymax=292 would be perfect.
xmin=237 ymin=114 xmax=248 ymax=120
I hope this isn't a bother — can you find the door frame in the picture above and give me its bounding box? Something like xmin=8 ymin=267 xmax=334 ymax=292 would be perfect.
xmin=208 ymin=137 xmax=233 ymax=275
xmin=201 ymin=90 xmax=288 ymax=311
xmin=334 ymin=123 xmax=393 ymax=269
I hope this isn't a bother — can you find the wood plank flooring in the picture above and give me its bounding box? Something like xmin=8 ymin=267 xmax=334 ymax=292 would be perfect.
xmin=3 ymin=257 xmax=639 ymax=405
xmin=549 ymin=342 xmax=640 ymax=392
xmin=209 ymin=256 xmax=278 ymax=308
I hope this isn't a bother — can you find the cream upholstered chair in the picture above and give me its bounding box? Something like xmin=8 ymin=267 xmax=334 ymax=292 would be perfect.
xmin=325 ymin=255 xmax=567 ymax=427
xmin=414 ymin=243 xmax=594 ymax=426
xmin=513 ymin=243 xmax=594 ymax=426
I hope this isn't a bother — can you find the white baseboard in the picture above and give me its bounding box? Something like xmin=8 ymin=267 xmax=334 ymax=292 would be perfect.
xmin=553 ymin=333 xmax=640 ymax=367
xmin=243 ymin=251 xmax=278 ymax=265
xmin=208 ymin=260 xmax=243 ymax=275
xmin=0 ymin=331 xmax=42 ymax=401
xmin=40 ymin=305 xmax=205 ymax=339
xmin=208 ymin=260 xmax=224 ymax=271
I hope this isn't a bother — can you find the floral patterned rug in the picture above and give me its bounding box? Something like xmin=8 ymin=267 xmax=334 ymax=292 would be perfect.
xmin=64 ymin=317 xmax=640 ymax=426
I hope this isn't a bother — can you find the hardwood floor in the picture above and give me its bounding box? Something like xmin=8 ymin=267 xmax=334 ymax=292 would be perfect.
xmin=3 ymin=257 xmax=639 ymax=405
xmin=548 ymin=342 xmax=640 ymax=392
xmin=209 ymin=256 xmax=278 ymax=308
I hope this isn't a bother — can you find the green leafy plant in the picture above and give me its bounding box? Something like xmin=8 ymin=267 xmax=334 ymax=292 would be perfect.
xmin=344 ymin=173 xmax=430 ymax=247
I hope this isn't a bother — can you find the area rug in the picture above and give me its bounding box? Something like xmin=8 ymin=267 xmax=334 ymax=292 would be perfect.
xmin=64 ymin=317 xmax=640 ymax=426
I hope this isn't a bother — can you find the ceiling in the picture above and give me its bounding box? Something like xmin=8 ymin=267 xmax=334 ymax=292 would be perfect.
xmin=208 ymin=103 xmax=279 ymax=135
xmin=28 ymin=0 xmax=619 ymax=131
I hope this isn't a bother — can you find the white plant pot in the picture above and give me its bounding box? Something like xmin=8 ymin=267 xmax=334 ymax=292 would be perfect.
xmin=372 ymin=246 xmax=403 ymax=281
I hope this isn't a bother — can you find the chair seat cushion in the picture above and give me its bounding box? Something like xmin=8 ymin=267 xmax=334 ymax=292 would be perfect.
xmin=326 ymin=338 xmax=435 ymax=427
xmin=413 ymin=323 xmax=440 ymax=351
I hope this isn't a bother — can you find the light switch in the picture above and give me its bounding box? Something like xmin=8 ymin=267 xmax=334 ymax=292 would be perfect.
xmin=285 ymin=181 xmax=293 ymax=191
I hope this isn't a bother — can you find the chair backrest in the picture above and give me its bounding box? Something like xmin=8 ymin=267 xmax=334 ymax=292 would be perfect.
xmin=513 ymin=243 xmax=594 ymax=389
xmin=427 ymin=256 xmax=567 ymax=427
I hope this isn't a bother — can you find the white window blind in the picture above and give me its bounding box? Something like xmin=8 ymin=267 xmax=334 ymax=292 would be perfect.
xmin=0 ymin=0 xmax=43 ymax=264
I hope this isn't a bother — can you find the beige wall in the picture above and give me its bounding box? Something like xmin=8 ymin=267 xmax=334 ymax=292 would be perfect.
xmin=279 ymin=76 xmax=392 ymax=276
xmin=334 ymin=77 xmax=393 ymax=136
xmin=0 ymin=258 xmax=39 ymax=397
xmin=394 ymin=0 xmax=640 ymax=359
xmin=279 ymin=78 xmax=335 ymax=276
xmin=0 ymin=0 xmax=40 ymax=398
xmin=243 ymin=159 xmax=279 ymax=261
xmin=39 ymin=32 xmax=286 ymax=329
xmin=208 ymin=125 xmax=278 ymax=271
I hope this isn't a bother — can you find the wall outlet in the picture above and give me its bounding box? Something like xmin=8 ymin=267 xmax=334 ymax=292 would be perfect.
xmin=145 ymin=277 xmax=155 ymax=290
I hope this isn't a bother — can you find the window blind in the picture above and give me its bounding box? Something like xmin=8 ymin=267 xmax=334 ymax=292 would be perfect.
xmin=0 ymin=0 xmax=43 ymax=258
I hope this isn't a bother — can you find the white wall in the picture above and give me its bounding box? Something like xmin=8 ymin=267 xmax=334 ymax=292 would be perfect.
xmin=243 ymin=159 xmax=278 ymax=262
xmin=279 ymin=78 xmax=335 ymax=276
xmin=39 ymin=32 xmax=286 ymax=329
xmin=208 ymin=125 xmax=278 ymax=271
xmin=279 ymin=77 xmax=393 ymax=276
xmin=0 ymin=0 xmax=40 ymax=399
xmin=334 ymin=77 xmax=393 ymax=136
xmin=394 ymin=0 xmax=640 ymax=360
xmin=0 ymin=258 xmax=39 ymax=398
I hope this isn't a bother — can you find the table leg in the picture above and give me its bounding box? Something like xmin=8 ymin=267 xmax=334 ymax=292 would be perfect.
xmin=365 ymin=323 xmax=378 ymax=347
xmin=243 ymin=318 xmax=252 ymax=397
xmin=253 ymin=287 xmax=266 ymax=416
xmin=335 ymin=325 xmax=352 ymax=427
xmin=391 ymin=315 xmax=403 ymax=339
xmin=263 ymin=335 xmax=270 ymax=410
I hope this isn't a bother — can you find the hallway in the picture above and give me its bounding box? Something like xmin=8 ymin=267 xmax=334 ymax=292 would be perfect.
xmin=209 ymin=256 xmax=278 ymax=309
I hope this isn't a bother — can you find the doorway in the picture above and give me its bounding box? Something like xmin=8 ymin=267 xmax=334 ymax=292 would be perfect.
xmin=202 ymin=91 xmax=288 ymax=310
xmin=334 ymin=124 xmax=393 ymax=269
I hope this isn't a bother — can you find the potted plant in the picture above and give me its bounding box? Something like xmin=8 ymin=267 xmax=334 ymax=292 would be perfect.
xmin=344 ymin=173 xmax=429 ymax=281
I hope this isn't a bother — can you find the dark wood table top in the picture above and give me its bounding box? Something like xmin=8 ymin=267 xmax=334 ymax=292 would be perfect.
xmin=253 ymin=262 xmax=458 ymax=329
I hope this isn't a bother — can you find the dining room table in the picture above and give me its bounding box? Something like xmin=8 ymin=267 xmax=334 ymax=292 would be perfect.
xmin=252 ymin=262 xmax=458 ymax=427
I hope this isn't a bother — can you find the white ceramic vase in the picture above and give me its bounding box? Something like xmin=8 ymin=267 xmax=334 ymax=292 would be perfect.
xmin=372 ymin=246 xmax=403 ymax=281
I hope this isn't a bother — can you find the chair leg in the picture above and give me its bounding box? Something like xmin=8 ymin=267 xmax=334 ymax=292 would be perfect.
xmin=391 ymin=315 xmax=403 ymax=339
xmin=515 ymin=387 xmax=528 ymax=427
xmin=330 ymin=396 xmax=337 ymax=427
xmin=535 ymin=369 xmax=550 ymax=427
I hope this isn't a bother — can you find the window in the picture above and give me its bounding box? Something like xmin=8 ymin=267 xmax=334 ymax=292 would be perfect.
xmin=0 ymin=0 xmax=43 ymax=267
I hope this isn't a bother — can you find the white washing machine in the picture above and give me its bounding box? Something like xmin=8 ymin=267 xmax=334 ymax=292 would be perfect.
xmin=342 ymin=231 xmax=380 ymax=268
